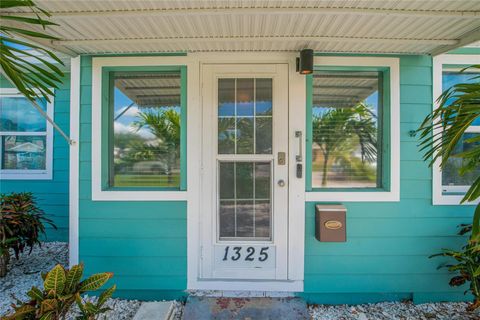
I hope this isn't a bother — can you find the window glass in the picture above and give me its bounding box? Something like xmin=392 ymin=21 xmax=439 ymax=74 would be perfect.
xmin=2 ymin=135 xmax=46 ymax=170
xmin=0 ymin=95 xmax=49 ymax=173
xmin=442 ymin=133 xmax=480 ymax=188
xmin=110 ymin=71 xmax=182 ymax=188
xmin=0 ymin=97 xmax=47 ymax=132
xmin=441 ymin=70 xmax=480 ymax=189
xmin=311 ymin=70 xmax=382 ymax=188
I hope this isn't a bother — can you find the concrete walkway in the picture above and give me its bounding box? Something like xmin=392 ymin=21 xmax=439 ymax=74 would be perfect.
xmin=183 ymin=296 xmax=309 ymax=320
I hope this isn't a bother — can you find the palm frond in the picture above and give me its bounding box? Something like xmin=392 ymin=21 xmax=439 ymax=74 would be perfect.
xmin=417 ymin=65 xmax=480 ymax=236
xmin=0 ymin=0 xmax=64 ymax=103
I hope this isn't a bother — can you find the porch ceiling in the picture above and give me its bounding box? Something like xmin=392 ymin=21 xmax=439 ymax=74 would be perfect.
xmin=2 ymin=0 xmax=480 ymax=56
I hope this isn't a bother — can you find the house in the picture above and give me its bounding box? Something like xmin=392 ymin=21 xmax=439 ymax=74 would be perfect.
xmin=1 ymin=1 xmax=480 ymax=304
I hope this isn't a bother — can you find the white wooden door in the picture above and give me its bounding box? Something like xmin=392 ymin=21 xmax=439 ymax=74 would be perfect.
xmin=200 ymin=64 xmax=289 ymax=280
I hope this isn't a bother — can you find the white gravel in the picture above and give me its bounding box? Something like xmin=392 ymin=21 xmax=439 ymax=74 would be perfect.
xmin=0 ymin=242 xmax=184 ymax=319
xmin=0 ymin=241 xmax=68 ymax=313
xmin=2 ymin=242 xmax=477 ymax=319
xmin=309 ymin=301 xmax=480 ymax=320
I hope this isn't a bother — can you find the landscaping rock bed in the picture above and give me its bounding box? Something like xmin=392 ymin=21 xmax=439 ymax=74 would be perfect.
xmin=0 ymin=242 xmax=184 ymax=319
xmin=0 ymin=242 xmax=68 ymax=313
xmin=309 ymin=301 xmax=480 ymax=320
xmin=1 ymin=241 xmax=477 ymax=319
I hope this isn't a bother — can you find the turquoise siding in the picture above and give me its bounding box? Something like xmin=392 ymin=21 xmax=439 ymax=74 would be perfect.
xmin=78 ymin=53 xmax=476 ymax=303
xmin=0 ymin=75 xmax=70 ymax=241
xmin=302 ymin=55 xmax=474 ymax=304
xmin=78 ymin=57 xmax=187 ymax=300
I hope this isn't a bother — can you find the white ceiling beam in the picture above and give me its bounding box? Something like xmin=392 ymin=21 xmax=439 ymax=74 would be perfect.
xmin=54 ymin=35 xmax=457 ymax=47
xmin=2 ymin=7 xmax=480 ymax=19
xmin=431 ymin=26 xmax=480 ymax=56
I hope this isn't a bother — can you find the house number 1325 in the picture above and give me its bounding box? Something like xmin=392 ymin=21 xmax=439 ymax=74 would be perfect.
xmin=222 ymin=246 xmax=269 ymax=262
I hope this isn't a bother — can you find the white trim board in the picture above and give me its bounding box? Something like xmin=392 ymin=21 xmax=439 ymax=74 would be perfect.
xmin=0 ymin=88 xmax=54 ymax=180
xmin=306 ymin=56 xmax=401 ymax=202
xmin=69 ymin=56 xmax=80 ymax=266
xmin=432 ymin=54 xmax=480 ymax=206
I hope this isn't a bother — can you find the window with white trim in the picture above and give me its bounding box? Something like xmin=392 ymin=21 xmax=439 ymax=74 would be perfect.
xmin=433 ymin=54 xmax=480 ymax=204
xmin=305 ymin=57 xmax=400 ymax=202
xmin=0 ymin=89 xmax=53 ymax=180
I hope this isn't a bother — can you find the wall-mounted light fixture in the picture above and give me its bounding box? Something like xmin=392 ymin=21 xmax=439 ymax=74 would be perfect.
xmin=296 ymin=49 xmax=313 ymax=75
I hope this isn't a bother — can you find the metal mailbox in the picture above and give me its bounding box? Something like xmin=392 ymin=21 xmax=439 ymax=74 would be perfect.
xmin=315 ymin=204 xmax=346 ymax=242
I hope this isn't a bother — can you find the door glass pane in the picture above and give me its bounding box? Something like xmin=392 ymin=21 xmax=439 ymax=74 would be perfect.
xmin=218 ymin=161 xmax=272 ymax=240
xmin=256 ymin=117 xmax=272 ymax=154
xmin=237 ymin=117 xmax=254 ymax=154
xmin=218 ymin=79 xmax=235 ymax=116
xmin=236 ymin=79 xmax=254 ymax=116
xmin=218 ymin=117 xmax=235 ymax=154
xmin=217 ymin=78 xmax=272 ymax=155
xmin=256 ymin=78 xmax=272 ymax=116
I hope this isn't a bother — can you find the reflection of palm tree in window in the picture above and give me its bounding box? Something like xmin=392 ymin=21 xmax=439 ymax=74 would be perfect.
xmin=130 ymin=109 xmax=181 ymax=182
xmin=313 ymin=102 xmax=377 ymax=186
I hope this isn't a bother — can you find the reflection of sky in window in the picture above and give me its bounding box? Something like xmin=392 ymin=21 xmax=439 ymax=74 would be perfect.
xmin=113 ymin=88 xmax=180 ymax=139
xmin=0 ymin=97 xmax=47 ymax=132
xmin=218 ymin=102 xmax=272 ymax=116
xmin=443 ymin=71 xmax=480 ymax=126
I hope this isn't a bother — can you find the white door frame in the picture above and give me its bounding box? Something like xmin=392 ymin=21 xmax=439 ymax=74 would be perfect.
xmin=200 ymin=64 xmax=289 ymax=280
xmin=188 ymin=53 xmax=305 ymax=292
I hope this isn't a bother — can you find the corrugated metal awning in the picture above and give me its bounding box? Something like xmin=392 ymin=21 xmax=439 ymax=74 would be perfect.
xmin=1 ymin=1 xmax=480 ymax=56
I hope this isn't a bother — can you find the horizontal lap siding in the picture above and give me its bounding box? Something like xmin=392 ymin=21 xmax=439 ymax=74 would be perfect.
xmin=77 ymin=57 xmax=187 ymax=297
xmin=303 ymin=55 xmax=474 ymax=303
xmin=0 ymin=76 xmax=70 ymax=241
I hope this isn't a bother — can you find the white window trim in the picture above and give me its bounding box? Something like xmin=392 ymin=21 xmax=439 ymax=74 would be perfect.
xmin=91 ymin=56 xmax=194 ymax=201
xmin=432 ymin=54 xmax=480 ymax=205
xmin=305 ymin=56 xmax=400 ymax=202
xmin=0 ymin=88 xmax=54 ymax=180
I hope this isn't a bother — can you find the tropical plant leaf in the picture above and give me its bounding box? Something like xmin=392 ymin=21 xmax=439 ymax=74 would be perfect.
xmin=4 ymin=304 xmax=36 ymax=320
xmin=79 ymin=273 xmax=113 ymax=292
xmin=39 ymin=311 xmax=54 ymax=320
xmin=40 ymin=298 xmax=58 ymax=313
xmin=27 ymin=286 xmax=44 ymax=301
xmin=44 ymin=264 xmax=66 ymax=294
xmin=472 ymin=204 xmax=480 ymax=238
xmin=84 ymin=301 xmax=99 ymax=314
xmin=0 ymin=0 xmax=35 ymax=9
xmin=0 ymin=25 xmax=59 ymax=39
xmin=1 ymin=15 xmax=58 ymax=26
xmin=64 ymin=263 xmax=84 ymax=293
xmin=75 ymin=293 xmax=86 ymax=313
xmin=97 ymin=284 xmax=116 ymax=306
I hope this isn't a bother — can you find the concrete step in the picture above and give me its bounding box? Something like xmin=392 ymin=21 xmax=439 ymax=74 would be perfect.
xmin=183 ymin=296 xmax=309 ymax=320
xmin=133 ymin=301 xmax=175 ymax=320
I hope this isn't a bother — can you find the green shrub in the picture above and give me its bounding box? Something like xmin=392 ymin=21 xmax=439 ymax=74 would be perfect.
xmin=0 ymin=192 xmax=56 ymax=277
xmin=430 ymin=224 xmax=480 ymax=311
xmin=3 ymin=263 xmax=115 ymax=320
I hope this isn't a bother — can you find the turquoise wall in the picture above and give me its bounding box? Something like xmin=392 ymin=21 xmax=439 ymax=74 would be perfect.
xmin=78 ymin=56 xmax=187 ymax=300
xmin=302 ymin=55 xmax=475 ymax=304
xmin=0 ymin=75 xmax=70 ymax=241
xmin=77 ymin=54 xmax=476 ymax=303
